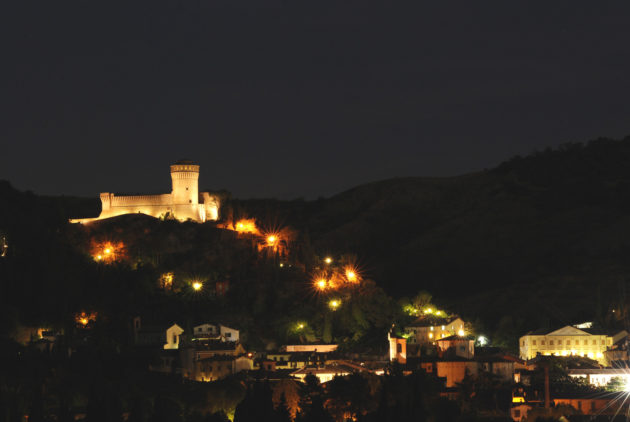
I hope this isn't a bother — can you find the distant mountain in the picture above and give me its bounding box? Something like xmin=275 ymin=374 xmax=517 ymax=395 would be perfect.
xmin=233 ymin=136 xmax=630 ymax=328
xmin=308 ymin=138 xmax=630 ymax=323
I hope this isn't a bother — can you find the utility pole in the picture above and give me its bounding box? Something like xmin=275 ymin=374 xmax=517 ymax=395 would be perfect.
xmin=544 ymin=363 xmax=550 ymax=409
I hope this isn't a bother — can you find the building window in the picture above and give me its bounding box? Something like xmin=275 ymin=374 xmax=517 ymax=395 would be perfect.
xmin=541 ymin=340 xmax=545 ymax=345
xmin=602 ymin=340 xmax=605 ymax=345
xmin=533 ymin=340 xmax=537 ymax=345
xmin=593 ymin=340 xmax=596 ymax=345
xmin=558 ymin=340 xmax=562 ymax=345
xmin=226 ymin=332 xmax=231 ymax=338
xmin=567 ymin=340 xmax=571 ymax=345
xmin=583 ymin=340 xmax=587 ymax=345
xmin=550 ymin=340 xmax=554 ymax=345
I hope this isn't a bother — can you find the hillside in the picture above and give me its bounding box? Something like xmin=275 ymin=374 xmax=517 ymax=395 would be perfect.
xmin=233 ymin=137 xmax=630 ymax=330
xmin=4 ymin=136 xmax=630 ymax=337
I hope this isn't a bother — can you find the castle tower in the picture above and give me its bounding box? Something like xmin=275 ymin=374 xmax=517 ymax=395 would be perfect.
xmin=170 ymin=160 xmax=199 ymax=205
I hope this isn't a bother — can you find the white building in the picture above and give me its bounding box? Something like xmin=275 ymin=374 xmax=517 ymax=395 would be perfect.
xmin=164 ymin=324 xmax=184 ymax=350
xmin=568 ymin=368 xmax=630 ymax=388
xmin=405 ymin=317 xmax=467 ymax=345
xmin=519 ymin=326 xmax=626 ymax=365
xmin=192 ymin=323 xmax=240 ymax=343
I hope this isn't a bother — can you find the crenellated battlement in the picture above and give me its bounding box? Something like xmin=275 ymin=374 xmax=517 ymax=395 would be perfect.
xmin=110 ymin=194 xmax=171 ymax=207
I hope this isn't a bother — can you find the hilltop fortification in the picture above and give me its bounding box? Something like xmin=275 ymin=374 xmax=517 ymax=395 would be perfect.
xmin=71 ymin=161 xmax=219 ymax=223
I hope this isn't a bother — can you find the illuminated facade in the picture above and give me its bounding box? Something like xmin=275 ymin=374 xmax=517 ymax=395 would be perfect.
xmin=405 ymin=317 xmax=467 ymax=345
xmin=568 ymin=368 xmax=630 ymax=388
xmin=71 ymin=161 xmax=220 ymax=224
xmin=519 ymin=326 xmax=618 ymax=364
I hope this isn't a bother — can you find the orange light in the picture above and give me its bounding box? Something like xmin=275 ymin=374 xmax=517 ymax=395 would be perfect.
xmin=91 ymin=240 xmax=125 ymax=263
xmin=267 ymin=235 xmax=277 ymax=245
xmin=75 ymin=311 xmax=97 ymax=327
xmin=192 ymin=281 xmax=203 ymax=291
xmin=160 ymin=272 xmax=174 ymax=289
xmin=316 ymin=279 xmax=327 ymax=290
xmin=324 ymin=257 xmax=332 ymax=264
xmin=344 ymin=266 xmax=360 ymax=283
xmin=233 ymin=219 xmax=259 ymax=234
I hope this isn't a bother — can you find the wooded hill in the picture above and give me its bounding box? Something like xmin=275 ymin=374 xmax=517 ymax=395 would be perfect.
xmin=3 ymin=136 xmax=630 ymax=338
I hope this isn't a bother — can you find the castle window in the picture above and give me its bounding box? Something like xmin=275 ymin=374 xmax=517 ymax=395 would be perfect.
xmin=189 ymin=200 xmax=192 ymax=203
xmin=533 ymin=340 xmax=537 ymax=345
xmin=186 ymin=187 xmax=189 ymax=191
xmin=541 ymin=340 xmax=545 ymax=345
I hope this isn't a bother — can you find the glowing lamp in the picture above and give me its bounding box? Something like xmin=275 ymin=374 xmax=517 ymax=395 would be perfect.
xmin=424 ymin=308 xmax=433 ymax=314
xmin=297 ymin=323 xmax=305 ymax=330
xmin=457 ymin=329 xmax=465 ymax=337
xmin=435 ymin=310 xmax=442 ymax=316
xmin=104 ymin=248 xmax=112 ymax=254
xmin=267 ymin=235 xmax=277 ymax=244
xmin=329 ymin=299 xmax=340 ymax=310
xmin=316 ymin=279 xmax=327 ymax=290
xmin=478 ymin=336 xmax=487 ymax=346
xmin=345 ymin=270 xmax=357 ymax=282
xmin=325 ymin=257 xmax=332 ymax=264
xmin=192 ymin=281 xmax=203 ymax=291
xmin=79 ymin=318 xmax=89 ymax=326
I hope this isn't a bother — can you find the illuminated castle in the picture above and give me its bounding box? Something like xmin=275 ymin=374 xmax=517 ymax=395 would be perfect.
xmin=72 ymin=161 xmax=220 ymax=224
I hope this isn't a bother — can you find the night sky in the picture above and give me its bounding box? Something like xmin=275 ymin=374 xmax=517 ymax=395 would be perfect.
xmin=2 ymin=1 xmax=630 ymax=199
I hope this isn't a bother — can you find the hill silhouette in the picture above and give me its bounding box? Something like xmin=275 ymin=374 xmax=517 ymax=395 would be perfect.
xmin=3 ymin=136 xmax=630 ymax=336
xmin=232 ymin=136 xmax=630 ymax=331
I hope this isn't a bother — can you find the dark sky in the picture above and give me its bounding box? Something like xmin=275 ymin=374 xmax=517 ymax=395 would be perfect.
xmin=2 ymin=1 xmax=630 ymax=199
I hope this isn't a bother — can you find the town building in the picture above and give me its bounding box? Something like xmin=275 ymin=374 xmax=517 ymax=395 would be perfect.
xmin=180 ymin=339 xmax=253 ymax=382
xmin=164 ymin=324 xmax=185 ymax=350
xmin=519 ymin=325 xmax=627 ymax=365
xmin=405 ymin=316 xmax=467 ymax=345
xmin=436 ymin=335 xmax=475 ymax=359
xmin=71 ymin=161 xmax=220 ymax=224
xmin=192 ymin=323 xmax=240 ymax=343
xmin=388 ymin=331 xmax=407 ymax=364
xmin=416 ymin=355 xmax=516 ymax=388
xmin=291 ymin=360 xmax=374 ymax=384
xmin=282 ymin=344 xmax=338 ymax=353
xmin=568 ymin=367 xmax=630 ymax=388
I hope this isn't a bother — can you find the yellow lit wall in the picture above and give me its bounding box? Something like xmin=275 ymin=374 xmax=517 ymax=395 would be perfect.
xmin=519 ymin=331 xmax=612 ymax=364
xmin=406 ymin=318 xmax=466 ymax=345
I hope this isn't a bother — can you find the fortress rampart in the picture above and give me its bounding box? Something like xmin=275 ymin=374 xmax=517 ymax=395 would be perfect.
xmin=71 ymin=161 xmax=219 ymax=224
